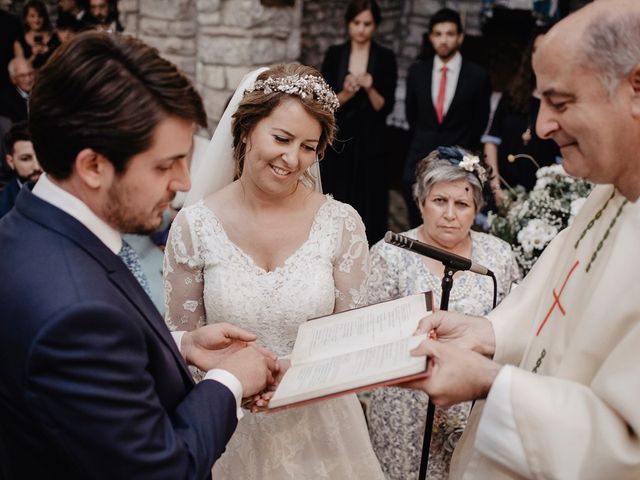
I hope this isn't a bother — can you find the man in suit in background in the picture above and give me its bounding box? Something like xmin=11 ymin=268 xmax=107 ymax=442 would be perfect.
xmin=0 ymin=32 xmax=277 ymax=479
xmin=0 ymin=57 xmax=33 ymax=124
xmin=0 ymin=121 xmax=41 ymax=217
xmin=403 ymin=8 xmax=491 ymax=226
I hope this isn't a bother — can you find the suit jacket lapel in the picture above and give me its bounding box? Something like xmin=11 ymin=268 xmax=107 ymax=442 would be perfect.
xmin=14 ymin=188 xmax=193 ymax=382
xmin=445 ymin=59 xmax=468 ymax=124
xmin=422 ymin=58 xmax=439 ymax=124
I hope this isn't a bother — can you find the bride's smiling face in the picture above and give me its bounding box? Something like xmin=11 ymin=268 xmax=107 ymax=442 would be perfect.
xmin=241 ymin=98 xmax=321 ymax=196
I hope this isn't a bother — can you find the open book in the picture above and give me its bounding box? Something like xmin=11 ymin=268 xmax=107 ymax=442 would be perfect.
xmin=267 ymin=292 xmax=433 ymax=411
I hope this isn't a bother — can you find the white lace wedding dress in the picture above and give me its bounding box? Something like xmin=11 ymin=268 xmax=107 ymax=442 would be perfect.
xmin=164 ymin=196 xmax=384 ymax=479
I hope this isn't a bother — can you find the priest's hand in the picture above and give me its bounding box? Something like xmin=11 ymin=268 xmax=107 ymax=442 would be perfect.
xmin=402 ymin=338 xmax=502 ymax=406
xmin=181 ymin=322 xmax=259 ymax=371
xmin=415 ymin=310 xmax=496 ymax=357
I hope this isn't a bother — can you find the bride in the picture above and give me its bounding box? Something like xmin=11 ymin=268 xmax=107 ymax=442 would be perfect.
xmin=163 ymin=63 xmax=384 ymax=479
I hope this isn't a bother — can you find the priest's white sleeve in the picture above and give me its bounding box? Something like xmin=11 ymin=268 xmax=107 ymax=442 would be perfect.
xmin=475 ymin=365 xmax=532 ymax=478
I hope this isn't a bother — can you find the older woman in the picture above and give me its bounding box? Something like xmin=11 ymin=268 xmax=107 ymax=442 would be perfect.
xmin=367 ymin=146 xmax=520 ymax=480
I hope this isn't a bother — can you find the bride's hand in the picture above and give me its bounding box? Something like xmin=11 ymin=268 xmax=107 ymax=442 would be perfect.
xmin=244 ymin=358 xmax=291 ymax=412
xmin=181 ymin=322 xmax=258 ymax=370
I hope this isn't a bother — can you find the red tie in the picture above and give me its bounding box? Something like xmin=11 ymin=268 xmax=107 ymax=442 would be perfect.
xmin=435 ymin=65 xmax=448 ymax=124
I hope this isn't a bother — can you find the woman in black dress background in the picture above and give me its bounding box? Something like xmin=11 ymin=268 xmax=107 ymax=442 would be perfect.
xmin=321 ymin=0 xmax=397 ymax=244
xmin=483 ymin=25 xmax=560 ymax=204
xmin=14 ymin=1 xmax=59 ymax=70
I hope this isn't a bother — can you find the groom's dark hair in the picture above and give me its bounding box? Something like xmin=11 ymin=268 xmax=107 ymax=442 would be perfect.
xmin=29 ymin=31 xmax=207 ymax=180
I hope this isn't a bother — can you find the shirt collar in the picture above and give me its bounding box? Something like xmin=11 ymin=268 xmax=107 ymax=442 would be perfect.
xmin=32 ymin=173 xmax=122 ymax=254
xmin=434 ymin=51 xmax=462 ymax=73
xmin=16 ymin=86 xmax=29 ymax=100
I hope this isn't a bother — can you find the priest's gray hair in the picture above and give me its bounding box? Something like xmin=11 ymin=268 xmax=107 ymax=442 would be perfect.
xmin=412 ymin=151 xmax=484 ymax=213
xmin=581 ymin=11 xmax=640 ymax=96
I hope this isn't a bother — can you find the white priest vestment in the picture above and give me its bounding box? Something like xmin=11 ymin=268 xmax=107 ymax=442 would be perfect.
xmin=450 ymin=184 xmax=640 ymax=479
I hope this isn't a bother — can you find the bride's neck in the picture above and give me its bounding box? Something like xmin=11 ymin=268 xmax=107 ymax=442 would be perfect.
xmin=235 ymin=179 xmax=308 ymax=214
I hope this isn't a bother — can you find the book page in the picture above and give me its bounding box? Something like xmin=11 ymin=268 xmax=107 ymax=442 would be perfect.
xmin=290 ymin=293 xmax=430 ymax=365
xmin=270 ymin=334 xmax=426 ymax=408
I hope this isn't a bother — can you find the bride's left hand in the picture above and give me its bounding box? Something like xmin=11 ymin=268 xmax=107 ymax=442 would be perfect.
xmin=244 ymin=358 xmax=291 ymax=412
xmin=181 ymin=322 xmax=261 ymax=370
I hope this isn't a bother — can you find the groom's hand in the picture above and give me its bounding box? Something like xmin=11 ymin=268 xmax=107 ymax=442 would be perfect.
xmin=218 ymin=345 xmax=279 ymax=397
xmin=181 ymin=323 xmax=258 ymax=371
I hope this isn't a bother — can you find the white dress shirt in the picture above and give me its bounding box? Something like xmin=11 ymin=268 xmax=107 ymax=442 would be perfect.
xmin=431 ymin=51 xmax=462 ymax=118
xmin=32 ymin=174 xmax=244 ymax=418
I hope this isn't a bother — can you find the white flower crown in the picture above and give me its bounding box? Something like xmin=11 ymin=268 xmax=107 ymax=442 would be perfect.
xmin=245 ymin=74 xmax=340 ymax=114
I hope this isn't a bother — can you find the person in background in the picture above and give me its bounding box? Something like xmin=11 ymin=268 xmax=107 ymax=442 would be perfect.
xmin=483 ymin=24 xmax=561 ymax=204
xmin=408 ymin=2 xmax=640 ymax=478
xmin=321 ymin=0 xmax=397 ymax=244
xmin=55 ymin=11 xmax=85 ymax=45
xmin=87 ymin=0 xmax=123 ymax=32
xmin=404 ymin=8 xmax=491 ymax=227
xmin=0 ymin=57 xmax=34 ymax=123
xmin=14 ymin=0 xmax=59 ymax=70
xmin=367 ymin=146 xmax=519 ymax=480
xmin=0 ymin=121 xmax=41 ymax=217
xmin=0 ymin=6 xmax=23 ymax=90
xmin=57 ymin=0 xmax=88 ymax=25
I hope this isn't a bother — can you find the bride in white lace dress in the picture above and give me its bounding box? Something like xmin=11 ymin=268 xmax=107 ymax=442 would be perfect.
xmin=164 ymin=64 xmax=384 ymax=479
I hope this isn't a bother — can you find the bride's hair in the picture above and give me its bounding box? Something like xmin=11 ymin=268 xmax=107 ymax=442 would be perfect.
xmin=231 ymin=63 xmax=337 ymax=182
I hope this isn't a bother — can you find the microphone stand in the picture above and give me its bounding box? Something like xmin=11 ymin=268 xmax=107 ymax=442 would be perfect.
xmin=418 ymin=262 xmax=457 ymax=480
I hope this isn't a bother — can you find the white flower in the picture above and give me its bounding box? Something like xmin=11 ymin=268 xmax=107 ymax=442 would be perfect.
xmin=536 ymin=164 xmax=566 ymax=179
xmin=460 ymin=154 xmax=480 ymax=172
xmin=517 ymin=219 xmax=558 ymax=253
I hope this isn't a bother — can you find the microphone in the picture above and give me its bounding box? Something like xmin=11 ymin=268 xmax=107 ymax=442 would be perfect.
xmin=384 ymin=231 xmax=493 ymax=276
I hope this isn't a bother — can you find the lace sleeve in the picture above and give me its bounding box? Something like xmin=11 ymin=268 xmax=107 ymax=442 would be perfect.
xmin=368 ymin=241 xmax=401 ymax=304
xmin=163 ymin=207 xmax=206 ymax=332
xmin=332 ymin=204 xmax=370 ymax=313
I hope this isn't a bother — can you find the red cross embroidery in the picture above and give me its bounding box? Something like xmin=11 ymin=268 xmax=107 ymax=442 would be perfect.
xmin=536 ymin=260 xmax=580 ymax=336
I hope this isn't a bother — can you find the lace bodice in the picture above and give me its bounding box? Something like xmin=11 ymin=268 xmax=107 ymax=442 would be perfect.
xmin=164 ymin=196 xmax=369 ymax=356
xmin=163 ymin=197 xmax=385 ymax=479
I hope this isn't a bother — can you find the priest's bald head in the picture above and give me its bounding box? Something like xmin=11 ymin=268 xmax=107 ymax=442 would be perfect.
xmin=533 ymin=0 xmax=640 ymax=201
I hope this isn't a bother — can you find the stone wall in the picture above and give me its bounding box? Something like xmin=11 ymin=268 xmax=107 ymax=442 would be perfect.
xmin=130 ymin=0 xmax=302 ymax=132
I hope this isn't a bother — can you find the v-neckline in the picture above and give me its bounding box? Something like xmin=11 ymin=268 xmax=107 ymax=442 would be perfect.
xmin=198 ymin=197 xmax=332 ymax=275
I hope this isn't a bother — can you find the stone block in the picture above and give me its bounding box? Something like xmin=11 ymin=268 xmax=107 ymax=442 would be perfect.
xmin=198 ymin=12 xmax=222 ymax=25
xmin=168 ymin=20 xmax=197 ymax=37
xmin=202 ymin=87 xmax=234 ymax=123
xmin=411 ymin=0 xmax=443 ymax=17
xmin=139 ymin=18 xmax=170 ymax=36
xmin=199 ymin=36 xmax=252 ymax=65
xmin=140 ymin=0 xmax=194 ymax=20
xmin=221 ymin=0 xmax=296 ymax=29
xmin=225 ymin=65 xmax=254 ymax=90
xmin=163 ymin=53 xmax=197 ymax=77
xmin=249 ymin=37 xmax=288 ymax=65
xmin=196 ymin=0 xmax=221 ymax=12
xmin=118 ymin=0 xmax=139 ymax=13
xmin=199 ymin=64 xmax=226 ymax=89
xmin=140 ymin=35 xmax=196 ymax=56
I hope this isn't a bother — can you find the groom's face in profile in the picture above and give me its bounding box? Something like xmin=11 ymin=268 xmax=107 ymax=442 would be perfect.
xmin=103 ymin=115 xmax=194 ymax=234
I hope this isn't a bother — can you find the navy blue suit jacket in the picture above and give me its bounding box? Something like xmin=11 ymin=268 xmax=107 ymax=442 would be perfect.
xmin=0 ymin=177 xmax=19 ymax=218
xmin=403 ymin=57 xmax=491 ymax=183
xmin=0 ymin=189 xmax=237 ymax=479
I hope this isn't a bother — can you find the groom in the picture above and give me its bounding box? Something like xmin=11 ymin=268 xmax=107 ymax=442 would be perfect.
xmin=0 ymin=32 xmax=277 ymax=479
